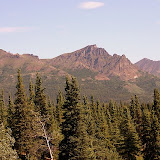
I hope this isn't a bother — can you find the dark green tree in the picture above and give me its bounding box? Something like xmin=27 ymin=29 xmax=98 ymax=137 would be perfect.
xmin=28 ymin=79 xmax=35 ymax=105
xmin=134 ymin=95 xmax=143 ymax=138
xmin=141 ymin=106 xmax=152 ymax=160
xmin=0 ymin=90 xmax=7 ymax=126
xmin=56 ymin=90 xmax=64 ymax=125
xmin=12 ymin=70 xmax=43 ymax=159
xmin=47 ymin=97 xmax=62 ymax=160
xmin=153 ymin=88 xmax=160 ymax=120
xmin=142 ymin=111 xmax=160 ymax=160
xmin=7 ymin=93 xmax=14 ymax=128
xmin=119 ymin=107 xmax=141 ymax=160
xmin=129 ymin=96 xmax=136 ymax=120
xmin=76 ymin=96 xmax=96 ymax=160
xmin=34 ymin=73 xmax=48 ymax=117
xmin=59 ymin=76 xmax=81 ymax=160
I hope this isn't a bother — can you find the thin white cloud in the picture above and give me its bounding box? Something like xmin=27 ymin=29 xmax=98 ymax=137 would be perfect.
xmin=79 ymin=1 xmax=104 ymax=9
xmin=0 ymin=27 xmax=33 ymax=33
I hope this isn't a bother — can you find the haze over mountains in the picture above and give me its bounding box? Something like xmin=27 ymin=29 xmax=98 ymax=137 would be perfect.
xmin=0 ymin=45 xmax=160 ymax=102
xmin=135 ymin=58 xmax=160 ymax=77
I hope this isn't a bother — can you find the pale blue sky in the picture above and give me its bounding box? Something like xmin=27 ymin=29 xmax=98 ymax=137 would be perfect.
xmin=0 ymin=0 xmax=160 ymax=63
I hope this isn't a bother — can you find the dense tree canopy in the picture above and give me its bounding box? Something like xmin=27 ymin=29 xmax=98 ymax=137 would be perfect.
xmin=0 ymin=71 xmax=160 ymax=160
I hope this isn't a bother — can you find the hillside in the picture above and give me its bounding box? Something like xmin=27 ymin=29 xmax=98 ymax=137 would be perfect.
xmin=135 ymin=58 xmax=160 ymax=77
xmin=0 ymin=46 xmax=160 ymax=102
xmin=48 ymin=45 xmax=141 ymax=81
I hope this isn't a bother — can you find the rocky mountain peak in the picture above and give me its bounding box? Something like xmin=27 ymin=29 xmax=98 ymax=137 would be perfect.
xmin=49 ymin=45 xmax=141 ymax=80
xmin=0 ymin=49 xmax=10 ymax=55
xmin=135 ymin=58 xmax=160 ymax=76
xmin=0 ymin=46 xmax=141 ymax=81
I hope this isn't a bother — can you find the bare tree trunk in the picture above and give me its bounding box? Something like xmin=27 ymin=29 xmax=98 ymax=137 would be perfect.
xmin=36 ymin=115 xmax=53 ymax=160
xmin=41 ymin=121 xmax=53 ymax=160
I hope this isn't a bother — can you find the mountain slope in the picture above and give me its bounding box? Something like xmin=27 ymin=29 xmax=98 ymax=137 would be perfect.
xmin=49 ymin=45 xmax=141 ymax=80
xmin=135 ymin=58 xmax=160 ymax=76
xmin=0 ymin=46 xmax=160 ymax=102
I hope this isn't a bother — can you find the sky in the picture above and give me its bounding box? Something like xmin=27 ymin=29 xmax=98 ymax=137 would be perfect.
xmin=0 ymin=0 xmax=160 ymax=63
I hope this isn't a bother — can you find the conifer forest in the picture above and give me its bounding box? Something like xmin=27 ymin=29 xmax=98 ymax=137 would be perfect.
xmin=1 ymin=70 xmax=160 ymax=160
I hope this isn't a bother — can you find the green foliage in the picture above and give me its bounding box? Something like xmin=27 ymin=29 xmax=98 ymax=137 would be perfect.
xmin=2 ymin=70 xmax=160 ymax=160
xmin=59 ymin=76 xmax=81 ymax=160
xmin=119 ymin=107 xmax=141 ymax=160
xmin=34 ymin=73 xmax=48 ymax=117
xmin=56 ymin=90 xmax=64 ymax=125
xmin=76 ymin=96 xmax=96 ymax=159
xmin=7 ymin=93 xmax=14 ymax=129
xmin=0 ymin=90 xmax=7 ymax=126
xmin=153 ymin=88 xmax=160 ymax=120
xmin=11 ymin=70 xmax=44 ymax=159
xmin=0 ymin=123 xmax=18 ymax=160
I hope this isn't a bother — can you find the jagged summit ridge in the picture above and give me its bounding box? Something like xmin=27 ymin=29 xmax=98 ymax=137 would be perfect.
xmin=49 ymin=45 xmax=140 ymax=80
xmin=0 ymin=45 xmax=141 ymax=80
xmin=136 ymin=58 xmax=160 ymax=76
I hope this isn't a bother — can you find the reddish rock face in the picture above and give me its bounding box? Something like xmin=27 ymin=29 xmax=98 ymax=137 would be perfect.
xmin=135 ymin=58 xmax=160 ymax=77
xmin=49 ymin=45 xmax=141 ymax=80
xmin=0 ymin=45 xmax=141 ymax=80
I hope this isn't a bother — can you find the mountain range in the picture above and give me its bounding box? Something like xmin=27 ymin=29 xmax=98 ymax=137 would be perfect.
xmin=135 ymin=58 xmax=160 ymax=77
xmin=0 ymin=45 xmax=160 ymax=102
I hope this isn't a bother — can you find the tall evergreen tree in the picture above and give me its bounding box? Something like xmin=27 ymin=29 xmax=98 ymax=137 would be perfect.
xmin=12 ymin=70 xmax=43 ymax=159
xmin=12 ymin=69 xmax=31 ymax=158
xmin=7 ymin=93 xmax=14 ymax=129
xmin=28 ymin=79 xmax=35 ymax=105
xmin=59 ymin=76 xmax=81 ymax=160
xmin=141 ymin=106 xmax=152 ymax=160
xmin=134 ymin=95 xmax=143 ymax=138
xmin=142 ymin=110 xmax=160 ymax=160
xmin=0 ymin=90 xmax=7 ymax=126
xmin=153 ymin=88 xmax=160 ymax=120
xmin=47 ymin=97 xmax=62 ymax=160
xmin=56 ymin=90 xmax=64 ymax=125
xmin=34 ymin=73 xmax=48 ymax=117
xmin=119 ymin=107 xmax=141 ymax=160
xmin=149 ymin=112 xmax=160 ymax=159
xmin=129 ymin=96 xmax=136 ymax=120
xmin=76 ymin=96 xmax=96 ymax=160
xmin=0 ymin=123 xmax=18 ymax=160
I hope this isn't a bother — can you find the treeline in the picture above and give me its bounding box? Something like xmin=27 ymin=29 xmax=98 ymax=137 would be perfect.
xmin=0 ymin=70 xmax=160 ymax=160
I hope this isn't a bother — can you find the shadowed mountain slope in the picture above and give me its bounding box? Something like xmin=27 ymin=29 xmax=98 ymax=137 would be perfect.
xmin=135 ymin=58 xmax=160 ymax=77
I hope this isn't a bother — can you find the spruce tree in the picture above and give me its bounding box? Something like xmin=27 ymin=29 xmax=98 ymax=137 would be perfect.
xmin=141 ymin=106 xmax=152 ymax=160
xmin=59 ymin=76 xmax=81 ymax=160
xmin=134 ymin=95 xmax=143 ymax=138
xmin=28 ymin=79 xmax=35 ymax=105
xmin=77 ymin=96 xmax=96 ymax=160
xmin=12 ymin=70 xmax=43 ymax=159
xmin=150 ymin=112 xmax=160 ymax=159
xmin=12 ymin=69 xmax=31 ymax=158
xmin=108 ymin=100 xmax=123 ymax=152
xmin=119 ymin=107 xmax=141 ymax=160
xmin=153 ymin=88 xmax=160 ymax=120
xmin=47 ymin=97 xmax=62 ymax=160
xmin=7 ymin=93 xmax=14 ymax=129
xmin=0 ymin=123 xmax=18 ymax=160
xmin=56 ymin=90 xmax=64 ymax=125
xmin=142 ymin=111 xmax=160 ymax=160
xmin=129 ymin=96 xmax=136 ymax=120
xmin=34 ymin=73 xmax=48 ymax=117
xmin=0 ymin=90 xmax=7 ymax=126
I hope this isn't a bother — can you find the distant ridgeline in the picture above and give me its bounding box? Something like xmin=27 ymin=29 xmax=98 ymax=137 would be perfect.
xmin=1 ymin=46 xmax=160 ymax=102
xmin=0 ymin=70 xmax=160 ymax=160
